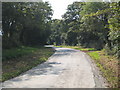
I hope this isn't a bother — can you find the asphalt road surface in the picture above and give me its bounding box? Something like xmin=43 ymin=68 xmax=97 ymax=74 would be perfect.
xmin=2 ymin=47 xmax=107 ymax=88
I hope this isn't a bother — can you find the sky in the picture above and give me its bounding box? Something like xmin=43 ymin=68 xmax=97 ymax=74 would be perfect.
xmin=43 ymin=0 xmax=83 ymax=19
xmin=42 ymin=0 xmax=111 ymax=19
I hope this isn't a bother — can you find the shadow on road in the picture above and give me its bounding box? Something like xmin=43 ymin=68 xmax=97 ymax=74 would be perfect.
xmin=5 ymin=61 xmax=63 ymax=83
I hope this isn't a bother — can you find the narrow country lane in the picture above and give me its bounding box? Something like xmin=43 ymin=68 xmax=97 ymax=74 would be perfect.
xmin=2 ymin=47 xmax=107 ymax=88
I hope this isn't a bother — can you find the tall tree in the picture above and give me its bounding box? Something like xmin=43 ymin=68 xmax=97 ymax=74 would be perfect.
xmin=107 ymin=2 xmax=120 ymax=58
xmin=62 ymin=2 xmax=85 ymax=45
xmin=79 ymin=2 xmax=110 ymax=49
xmin=2 ymin=2 xmax=53 ymax=48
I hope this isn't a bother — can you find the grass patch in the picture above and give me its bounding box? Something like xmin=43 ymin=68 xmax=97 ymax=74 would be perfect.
xmin=2 ymin=46 xmax=54 ymax=82
xmin=88 ymin=51 xmax=100 ymax=60
xmin=55 ymin=45 xmax=96 ymax=51
xmin=2 ymin=46 xmax=38 ymax=61
xmin=75 ymin=48 xmax=95 ymax=51
xmin=88 ymin=50 xmax=118 ymax=88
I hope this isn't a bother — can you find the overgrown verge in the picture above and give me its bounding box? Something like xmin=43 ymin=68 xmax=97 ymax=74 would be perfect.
xmin=56 ymin=45 xmax=119 ymax=88
xmin=2 ymin=46 xmax=54 ymax=82
xmin=87 ymin=50 xmax=119 ymax=88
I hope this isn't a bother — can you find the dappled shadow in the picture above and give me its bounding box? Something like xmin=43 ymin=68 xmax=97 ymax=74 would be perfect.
xmin=4 ymin=61 xmax=63 ymax=83
xmin=2 ymin=48 xmax=76 ymax=85
xmin=25 ymin=61 xmax=62 ymax=76
xmin=53 ymin=53 xmax=70 ymax=57
xmin=52 ymin=48 xmax=78 ymax=57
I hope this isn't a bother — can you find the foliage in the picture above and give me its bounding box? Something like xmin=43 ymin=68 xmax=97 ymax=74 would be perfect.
xmin=79 ymin=2 xmax=110 ymax=49
xmin=49 ymin=2 xmax=120 ymax=58
xmin=49 ymin=2 xmax=110 ymax=49
xmin=107 ymin=2 xmax=120 ymax=58
xmin=48 ymin=2 xmax=85 ymax=46
xmin=2 ymin=2 xmax=53 ymax=49
xmin=47 ymin=19 xmax=63 ymax=45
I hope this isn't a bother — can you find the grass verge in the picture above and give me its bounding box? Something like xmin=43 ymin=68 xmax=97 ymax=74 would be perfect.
xmin=2 ymin=46 xmax=54 ymax=82
xmin=87 ymin=50 xmax=118 ymax=88
xmin=55 ymin=45 xmax=96 ymax=52
xmin=2 ymin=46 xmax=38 ymax=61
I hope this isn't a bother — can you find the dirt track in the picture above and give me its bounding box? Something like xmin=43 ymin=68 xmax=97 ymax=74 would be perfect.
xmin=2 ymin=47 xmax=107 ymax=88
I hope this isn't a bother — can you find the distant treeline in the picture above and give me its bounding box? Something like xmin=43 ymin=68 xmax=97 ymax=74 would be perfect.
xmin=48 ymin=2 xmax=120 ymax=58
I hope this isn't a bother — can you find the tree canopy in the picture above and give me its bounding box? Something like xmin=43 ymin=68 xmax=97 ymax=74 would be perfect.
xmin=48 ymin=2 xmax=120 ymax=58
xmin=2 ymin=1 xmax=120 ymax=58
xmin=2 ymin=2 xmax=53 ymax=48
